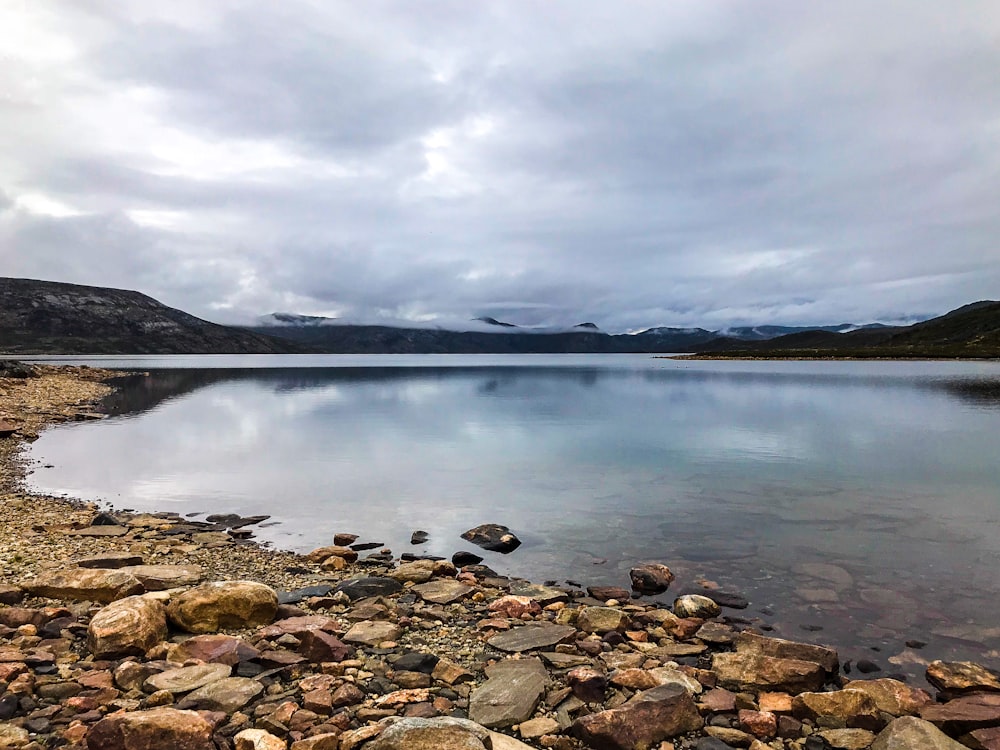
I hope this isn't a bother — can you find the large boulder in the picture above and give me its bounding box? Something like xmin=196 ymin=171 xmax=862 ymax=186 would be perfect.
xmin=792 ymin=689 xmax=883 ymax=730
xmin=871 ymin=716 xmax=967 ymax=749
xmin=712 ymin=651 xmax=826 ymax=694
xmin=86 ymin=708 xmax=215 ymax=750
xmin=166 ymin=581 xmax=278 ymax=633
xmin=22 ymin=568 xmax=144 ymax=603
xmin=735 ymin=632 xmax=839 ymax=674
xmin=368 ymin=717 xmax=492 ymax=750
xmin=118 ymin=565 xmax=203 ymax=591
xmin=844 ymin=678 xmax=932 ymax=716
xmin=460 ymin=524 xmax=521 ymax=553
xmin=87 ymin=595 xmax=167 ymax=659
xmin=389 ymin=559 xmax=457 ymax=583
xmin=674 ymin=594 xmax=721 ymax=619
xmin=926 ymin=661 xmax=1000 ymax=697
xmin=572 ymin=684 xmax=703 ymax=749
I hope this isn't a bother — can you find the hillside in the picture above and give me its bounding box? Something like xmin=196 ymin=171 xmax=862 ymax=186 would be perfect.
xmin=697 ymin=301 xmax=1000 ymax=358
xmin=0 ymin=278 xmax=304 ymax=354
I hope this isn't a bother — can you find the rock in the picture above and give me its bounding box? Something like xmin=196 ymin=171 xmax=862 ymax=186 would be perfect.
xmin=844 ymin=678 xmax=932 ymax=716
xmin=487 ymin=623 xmax=577 ymax=652
xmin=180 ymin=676 xmax=263 ymax=712
xmin=22 ymin=567 xmax=144 ymax=603
xmin=712 ymin=651 xmax=826 ymax=694
xmin=739 ymin=709 xmax=778 ymax=739
xmin=144 ymin=663 xmax=233 ymax=694
xmin=460 ymin=524 xmax=522 ymax=553
xmin=469 ymin=657 xmax=547 ymax=728
xmin=67 ymin=525 xmax=130 ymax=536
xmin=389 ymin=559 xmax=456 ymax=583
xmin=577 ymin=606 xmax=630 ymax=634
xmin=166 ymin=634 xmax=260 ymax=666
xmin=0 ymin=725 xmax=29 ymax=748
xmin=278 ymin=584 xmax=334 ymax=604
xmin=587 ymin=585 xmax=632 ymax=602
xmin=86 ymin=707 xmax=215 ymax=750
xmin=488 ymin=595 xmax=542 ymax=618
xmin=87 ymin=595 xmax=168 ymax=659
xmin=735 ymin=631 xmax=839 ymax=674
xmin=629 ymin=563 xmax=675 ymax=594
xmin=344 ymin=620 xmax=401 ymax=646
xmin=333 ymin=577 xmax=403 ymax=601
xmin=519 ymin=717 xmax=561 ymax=739
xmin=926 ymin=661 xmax=1000 ymax=697
xmin=572 ymin=684 xmax=704 ymax=749
xmin=871 ymin=716 xmax=967 ymax=749
xmin=333 ymin=532 xmax=359 ymax=546
xmin=674 ymin=594 xmax=722 ymax=619
xmin=507 ymin=581 xmax=569 ymax=605
xmin=410 ymin=530 xmax=429 ymax=544
xmin=305 ymin=545 xmax=359 ymax=564
xmin=792 ymin=689 xmax=882 ymax=730
xmin=453 ymin=551 xmax=484 ymax=566
xmin=298 ymin=629 xmax=352 ymax=662
xmin=433 ymin=658 xmax=475 ymax=685
xmin=234 ymin=729 xmax=286 ymax=750
xmin=966 ymin=727 xmax=1000 ymax=749
xmin=920 ymin=692 xmax=1000 ymax=733
xmin=817 ymin=728 xmax=878 ymax=749
xmin=567 ymin=666 xmax=608 ymax=703
xmin=75 ymin=553 xmax=145 ymax=569
xmin=411 ymin=579 xmax=475 ymax=604
xmin=166 ymin=580 xmax=278 ymax=633
xmin=118 ymin=565 xmax=203 ymax=591
xmin=368 ymin=717 xmax=492 ymax=750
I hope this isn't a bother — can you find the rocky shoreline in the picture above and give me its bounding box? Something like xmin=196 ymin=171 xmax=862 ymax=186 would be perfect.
xmin=1 ymin=364 xmax=999 ymax=750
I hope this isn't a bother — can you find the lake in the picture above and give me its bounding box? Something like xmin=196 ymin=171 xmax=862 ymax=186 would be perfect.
xmin=24 ymin=354 xmax=1000 ymax=680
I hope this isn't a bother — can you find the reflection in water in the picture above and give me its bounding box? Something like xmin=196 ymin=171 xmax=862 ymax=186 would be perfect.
xmin=27 ymin=357 xmax=1000 ymax=681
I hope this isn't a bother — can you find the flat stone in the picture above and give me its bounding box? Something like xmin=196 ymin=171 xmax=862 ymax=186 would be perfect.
xmin=735 ymin=631 xmax=839 ymax=674
xmin=180 ymin=676 xmax=263 ymax=713
xmin=507 ymin=581 xmax=569 ymax=605
xmin=713 ymin=651 xmax=826 ymax=694
xmin=872 ymin=716 xmax=967 ymax=749
xmin=67 ymin=525 xmax=129 ymax=536
xmin=792 ymin=689 xmax=882 ymax=730
xmin=411 ymin=579 xmax=474 ymax=604
xmin=344 ymin=620 xmax=402 ymax=646
xmin=920 ymin=692 xmax=1000 ymax=733
xmin=86 ymin=707 xmax=215 ymax=750
xmin=333 ymin=577 xmax=403 ymax=601
xmin=390 ymin=559 xmax=456 ymax=584
xmin=22 ymin=568 xmax=144 ymax=603
xmin=368 ymin=717 xmax=491 ymax=750
xmin=518 ymin=717 xmax=561 ymax=739
xmin=166 ymin=634 xmax=260 ymax=666
xmin=119 ymin=565 xmax=203 ymax=591
xmin=487 ymin=623 xmax=576 ymax=652
xmin=572 ymin=684 xmax=704 ymax=749
xmin=75 ymin=553 xmax=145 ymax=569
xmin=143 ymin=663 xmax=232 ymax=694
xmin=844 ymin=678 xmax=932 ymax=716
xmin=818 ymin=728 xmax=878 ymax=749
xmin=469 ymin=658 xmax=547 ymax=728
xmin=927 ymin=661 xmax=1000 ymax=697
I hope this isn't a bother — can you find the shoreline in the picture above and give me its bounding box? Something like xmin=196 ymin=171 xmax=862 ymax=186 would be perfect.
xmin=0 ymin=364 xmax=997 ymax=750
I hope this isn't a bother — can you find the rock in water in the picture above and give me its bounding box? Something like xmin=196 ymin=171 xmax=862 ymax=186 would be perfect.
xmin=460 ymin=524 xmax=522 ymax=553
xmin=410 ymin=530 xmax=429 ymax=544
xmin=86 ymin=707 xmax=215 ymax=750
xmin=674 ymin=594 xmax=722 ymax=619
xmin=166 ymin=580 xmax=278 ymax=633
xmin=926 ymin=660 xmax=1000 ymax=697
xmin=87 ymin=595 xmax=167 ymax=659
xmin=368 ymin=717 xmax=492 ymax=750
xmin=572 ymin=684 xmax=703 ymax=749
xmin=629 ymin=563 xmax=675 ymax=594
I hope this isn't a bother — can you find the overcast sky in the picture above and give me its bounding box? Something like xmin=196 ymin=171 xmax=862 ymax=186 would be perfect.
xmin=1 ymin=1 xmax=998 ymax=331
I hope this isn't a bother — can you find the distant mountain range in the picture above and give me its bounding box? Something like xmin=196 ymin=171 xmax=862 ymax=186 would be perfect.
xmin=0 ymin=277 xmax=997 ymax=357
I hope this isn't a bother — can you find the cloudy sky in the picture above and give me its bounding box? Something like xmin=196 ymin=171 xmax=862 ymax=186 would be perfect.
xmin=1 ymin=1 xmax=998 ymax=331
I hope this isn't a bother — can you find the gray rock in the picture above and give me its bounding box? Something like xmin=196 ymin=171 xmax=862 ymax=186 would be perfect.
xmin=871 ymin=716 xmax=966 ymax=749
xmin=673 ymin=594 xmax=721 ymax=619
xmin=411 ymin=579 xmax=474 ymax=604
xmin=180 ymin=677 xmax=263 ymax=713
xmin=487 ymin=623 xmax=577 ymax=652
xmin=368 ymin=717 xmax=491 ymax=750
xmin=332 ymin=577 xmax=403 ymax=601
xmin=143 ymin=663 xmax=232 ymax=694
xmin=469 ymin=658 xmax=547 ymax=729
xmin=460 ymin=523 xmax=521 ymax=553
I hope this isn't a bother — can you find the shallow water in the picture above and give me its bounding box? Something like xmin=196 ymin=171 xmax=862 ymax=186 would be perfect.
xmin=25 ymin=354 xmax=1000 ymax=680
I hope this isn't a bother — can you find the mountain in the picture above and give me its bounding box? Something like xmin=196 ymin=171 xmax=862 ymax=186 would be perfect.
xmin=260 ymin=312 xmax=337 ymax=327
xmin=697 ymin=301 xmax=1000 ymax=358
xmin=0 ymin=278 xmax=304 ymax=355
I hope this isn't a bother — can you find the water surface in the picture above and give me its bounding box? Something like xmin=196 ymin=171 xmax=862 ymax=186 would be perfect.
xmin=26 ymin=354 xmax=1000 ymax=679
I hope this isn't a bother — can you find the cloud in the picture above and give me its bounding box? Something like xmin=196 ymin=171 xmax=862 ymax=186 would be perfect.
xmin=2 ymin=1 xmax=999 ymax=330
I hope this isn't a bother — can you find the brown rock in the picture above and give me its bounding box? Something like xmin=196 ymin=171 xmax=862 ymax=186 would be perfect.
xmin=739 ymin=709 xmax=778 ymax=739
xmin=118 ymin=565 xmax=203 ymax=591
xmin=344 ymin=620 xmax=401 ymax=646
xmin=432 ymin=658 xmax=474 ymax=685
xmin=143 ymin=663 xmax=232 ymax=694
xmin=927 ymin=661 xmax=1000 ymax=697
xmin=572 ymin=684 xmax=703 ymax=749
xmin=305 ymin=546 xmax=358 ymax=564
xmin=389 ymin=559 xmax=457 ymax=583
xmin=629 ymin=563 xmax=675 ymax=595
xmin=818 ymin=728 xmax=878 ymax=749
xmin=872 ymin=716 xmax=967 ymax=749
xmin=735 ymin=632 xmax=839 ymax=674
xmin=567 ymin=666 xmax=609 ymax=703
xmin=712 ymin=651 xmax=826 ymax=694
xmin=180 ymin=676 xmax=263 ymax=713
xmin=920 ymin=692 xmax=1000 ymax=733
xmin=331 ymin=683 xmax=365 ymax=707
xmin=166 ymin=581 xmax=278 ymax=633
xmin=234 ymin=729 xmax=286 ymax=750
xmin=792 ymin=689 xmax=882 ymax=730
xmin=758 ymin=692 xmax=794 ymax=713
xmin=23 ymin=568 xmax=144 ymax=604
xmin=291 ymin=732 xmax=344 ymax=750
xmin=845 ymin=678 xmax=933 ymax=716
xmin=700 ymin=687 xmax=738 ymax=713
xmin=673 ymin=594 xmax=721 ymax=619
xmin=966 ymin=727 xmax=1000 ymax=750
xmin=166 ymin=634 xmax=260 ymax=666
xmin=74 ymin=553 xmax=144 ymax=569
xmin=488 ymin=595 xmax=542 ymax=619
xmin=87 ymin=595 xmax=168 ymax=659
xmin=576 ymin=606 xmax=630 ymax=634
xmin=587 ymin=586 xmax=632 ymax=602
xmin=297 ymin=629 xmax=352 ymax=663
xmin=86 ymin=707 xmax=215 ymax=750
xmin=411 ymin=579 xmax=475 ymax=604
xmin=609 ymin=668 xmax=660 ymax=691
xmin=368 ymin=716 xmax=491 ymax=750
xmin=469 ymin=658 xmax=548 ymax=729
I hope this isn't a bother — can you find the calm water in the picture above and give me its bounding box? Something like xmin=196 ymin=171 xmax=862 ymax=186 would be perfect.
xmin=25 ymin=354 xmax=1000 ymax=679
